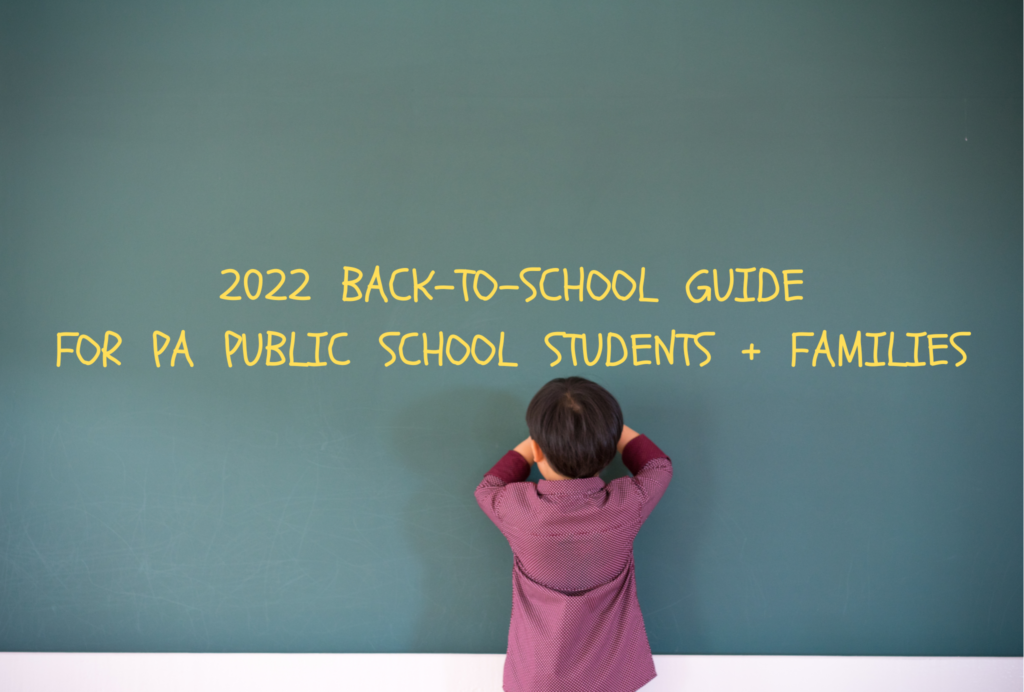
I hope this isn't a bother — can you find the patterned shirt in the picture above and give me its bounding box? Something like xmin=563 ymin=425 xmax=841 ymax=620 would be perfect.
xmin=475 ymin=435 xmax=672 ymax=692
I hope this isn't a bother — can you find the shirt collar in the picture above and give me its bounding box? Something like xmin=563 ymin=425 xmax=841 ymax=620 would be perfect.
xmin=537 ymin=477 xmax=606 ymax=495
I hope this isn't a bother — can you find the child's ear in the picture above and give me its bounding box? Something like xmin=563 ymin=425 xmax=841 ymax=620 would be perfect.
xmin=530 ymin=439 xmax=546 ymax=464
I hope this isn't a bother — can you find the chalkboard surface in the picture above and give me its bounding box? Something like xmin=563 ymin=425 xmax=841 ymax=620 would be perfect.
xmin=1 ymin=1 xmax=1020 ymax=656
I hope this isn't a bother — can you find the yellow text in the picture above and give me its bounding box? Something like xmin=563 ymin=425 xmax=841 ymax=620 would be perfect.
xmin=686 ymin=268 xmax=803 ymax=303
xmin=791 ymin=331 xmax=970 ymax=367
xmin=378 ymin=331 xmax=518 ymax=367
xmin=543 ymin=330 xmax=714 ymax=367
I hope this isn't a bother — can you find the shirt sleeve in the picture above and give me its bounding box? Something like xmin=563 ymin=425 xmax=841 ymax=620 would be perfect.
xmin=621 ymin=434 xmax=673 ymax=522
xmin=474 ymin=450 xmax=531 ymax=527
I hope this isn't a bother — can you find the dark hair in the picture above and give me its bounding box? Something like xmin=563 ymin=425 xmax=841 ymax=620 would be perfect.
xmin=526 ymin=377 xmax=623 ymax=479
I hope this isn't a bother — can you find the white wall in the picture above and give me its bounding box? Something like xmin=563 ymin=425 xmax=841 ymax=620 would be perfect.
xmin=1 ymin=653 xmax=1021 ymax=692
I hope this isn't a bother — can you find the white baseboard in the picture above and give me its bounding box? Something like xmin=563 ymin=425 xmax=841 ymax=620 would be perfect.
xmin=1 ymin=653 xmax=1020 ymax=692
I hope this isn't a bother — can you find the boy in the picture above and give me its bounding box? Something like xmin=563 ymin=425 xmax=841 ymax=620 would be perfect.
xmin=475 ymin=377 xmax=672 ymax=692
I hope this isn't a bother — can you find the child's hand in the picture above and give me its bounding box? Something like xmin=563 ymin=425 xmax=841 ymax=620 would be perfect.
xmin=514 ymin=437 xmax=536 ymax=464
xmin=617 ymin=425 xmax=640 ymax=453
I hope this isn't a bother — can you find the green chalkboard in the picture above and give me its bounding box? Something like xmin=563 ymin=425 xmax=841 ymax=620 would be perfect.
xmin=1 ymin=0 xmax=1020 ymax=656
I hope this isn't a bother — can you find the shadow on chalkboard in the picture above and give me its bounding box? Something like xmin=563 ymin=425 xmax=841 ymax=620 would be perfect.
xmin=388 ymin=386 xmax=528 ymax=652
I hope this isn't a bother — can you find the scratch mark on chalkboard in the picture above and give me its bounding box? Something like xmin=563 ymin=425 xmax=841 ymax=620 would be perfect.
xmin=84 ymin=510 xmax=137 ymax=557
xmin=295 ymin=470 xmax=320 ymax=555
xmin=52 ymin=425 xmax=69 ymax=476
xmin=842 ymin=557 xmax=853 ymax=616
xmin=201 ymin=456 xmax=228 ymax=575
xmin=670 ymin=606 xmax=682 ymax=640
xmin=963 ymin=98 xmax=968 ymax=142
xmin=260 ymin=465 xmax=316 ymax=630
xmin=27 ymin=536 xmax=72 ymax=593
xmin=648 ymin=597 xmax=687 ymax=616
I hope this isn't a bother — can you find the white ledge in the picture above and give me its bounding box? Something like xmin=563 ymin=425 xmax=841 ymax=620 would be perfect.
xmin=1 ymin=653 xmax=1021 ymax=692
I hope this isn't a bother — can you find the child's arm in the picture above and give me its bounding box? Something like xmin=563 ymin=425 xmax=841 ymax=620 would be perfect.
xmin=617 ymin=424 xmax=641 ymax=453
xmin=619 ymin=426 xmax=673 ymax=522
xmin=513 ymin=437 xmax=536 ymax=464
xmin=474 ymin=438 xmax=533 ymax=527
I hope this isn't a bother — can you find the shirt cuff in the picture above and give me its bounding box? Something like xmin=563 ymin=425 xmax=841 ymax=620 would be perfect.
xmin=622 ymin=434 xmax=669 ymax=475
xmin=484 ymin=450 xmax=532 ymax=484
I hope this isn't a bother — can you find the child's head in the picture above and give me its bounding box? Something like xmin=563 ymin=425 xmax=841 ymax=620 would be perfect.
xmin=526 ymin=377 xmax=623 ymax=479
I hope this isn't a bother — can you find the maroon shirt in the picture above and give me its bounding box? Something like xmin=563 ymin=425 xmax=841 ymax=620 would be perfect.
xmin=475 ymin=435 xmax=672 ymax=692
